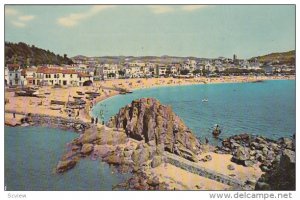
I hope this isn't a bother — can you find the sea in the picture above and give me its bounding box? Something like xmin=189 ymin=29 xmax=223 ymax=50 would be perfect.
xmin=5 ymin=80 xmax=295 ymax=190
xmin=4 ymin=126 xmax=130 ymax=191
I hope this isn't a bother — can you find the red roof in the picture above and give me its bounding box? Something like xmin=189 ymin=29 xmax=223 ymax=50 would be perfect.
xmin=36 ymin=67 xmax=77 ymax=74
xmin=7 ymin=64 xmax=20 ymax=71
xmin=78 ymin=72 xmax=91 ymax=77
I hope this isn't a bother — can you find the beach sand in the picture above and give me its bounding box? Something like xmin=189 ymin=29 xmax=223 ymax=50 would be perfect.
xmin=149 ymin=163 xmax=231 ymax=190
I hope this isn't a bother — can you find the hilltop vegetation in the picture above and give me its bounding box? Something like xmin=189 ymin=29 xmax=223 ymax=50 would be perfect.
xmin=251 ymin=50 xmax=295 ymax=65
xmin=5 ymin=42 xmax=73 ymax=67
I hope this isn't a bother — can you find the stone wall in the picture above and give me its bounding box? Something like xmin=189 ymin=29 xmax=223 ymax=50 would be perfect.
xmin=5 ymin=110 xmax=91 ymax=133
xmin=165 ymin=152 xmax=244 ymax=188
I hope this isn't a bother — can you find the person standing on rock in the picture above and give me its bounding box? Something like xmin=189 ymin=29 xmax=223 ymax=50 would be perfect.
xmin=95 ymin=117 xmax=98 ymax=124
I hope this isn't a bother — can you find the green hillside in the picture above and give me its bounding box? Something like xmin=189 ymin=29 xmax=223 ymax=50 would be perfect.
xmin=251 ymin=50 xmax=295 ymax=65
xmin=5 ymin=42 xmax=73 ymax=67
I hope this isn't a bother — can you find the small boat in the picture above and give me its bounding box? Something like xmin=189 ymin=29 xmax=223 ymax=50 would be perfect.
xmin=202 ymin=99 xmax=208 ymax=102
xmin=212 ymin=124 xmax=221 ymax=137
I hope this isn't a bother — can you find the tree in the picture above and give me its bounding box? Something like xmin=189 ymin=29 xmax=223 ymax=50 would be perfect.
xmin=108 ymin=72 xmax=116 ymax=78
xmin=180 ymin=69 xmax=190 ymax=75
xmin=192 ymin=69 xmax=201 ymax=74
xmin=118 ymin=70 xmax=125 ymax=76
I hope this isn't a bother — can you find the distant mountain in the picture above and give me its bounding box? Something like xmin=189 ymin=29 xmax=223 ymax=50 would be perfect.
xmin=71 ymin=55 xmax=206 ymax=65
xmin=5 ymin=42 xmax=73 ymax=66
xmin=250 ymin=50 xmax=295 ymax=65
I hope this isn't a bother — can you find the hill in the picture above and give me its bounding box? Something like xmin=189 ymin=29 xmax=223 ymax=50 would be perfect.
xmin=250 ymin=50 xmax=295 ymax=65
xmin=5 ymin=42 xmax=73 ymax=66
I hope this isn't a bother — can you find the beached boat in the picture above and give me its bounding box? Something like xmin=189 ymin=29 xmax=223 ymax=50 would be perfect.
xmin=50 ymin=105 xmax=63 ymax=110
xmin=202 ymin=99 xmax=208 ymax=102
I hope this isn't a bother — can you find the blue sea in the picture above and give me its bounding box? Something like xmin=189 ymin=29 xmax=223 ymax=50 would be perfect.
xmin=4 ymin=126 xmax=130 ymax=191
xmin=93 ymin=80 xmax=296 ymax=142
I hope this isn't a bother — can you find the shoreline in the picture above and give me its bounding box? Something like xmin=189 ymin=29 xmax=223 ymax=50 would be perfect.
xmin=90 ymin=76 xmax=295 ymax=119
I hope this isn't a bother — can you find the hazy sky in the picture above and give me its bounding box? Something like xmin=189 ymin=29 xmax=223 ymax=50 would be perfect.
xmin=5 ymin=5 xmax=295 ymax=58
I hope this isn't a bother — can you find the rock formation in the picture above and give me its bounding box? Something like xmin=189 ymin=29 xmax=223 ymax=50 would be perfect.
xmin=216 ymin=133 xmax=295 ymax=190
xmin=107 ymin=98 xmax=202 ymax=161
xmin=255 ymin=149 xmax=295 ymax=190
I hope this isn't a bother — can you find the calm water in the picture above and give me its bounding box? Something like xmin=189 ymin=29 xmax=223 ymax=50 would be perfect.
xmin=93 ymin=80 xmax=295 ymax=142
xmin=4 ymin=126 xmax=130 ymax=191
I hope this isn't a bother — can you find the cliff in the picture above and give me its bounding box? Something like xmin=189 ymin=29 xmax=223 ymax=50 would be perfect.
xmin=107 ymin=98 xmax=202 ymax=161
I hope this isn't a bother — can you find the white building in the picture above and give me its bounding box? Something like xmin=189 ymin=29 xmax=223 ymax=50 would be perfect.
xmin=7 ymin=64 xmax=26 ymax=86
xmin=156 ymin=66 xmax=168 ymax=76
xmin=100 ymin=64 xmax=119 ymax=80
xmin=125 ymin=66 xmax=142 ymax=78
xmin=35 ymin=67 xmax=93 ymax=86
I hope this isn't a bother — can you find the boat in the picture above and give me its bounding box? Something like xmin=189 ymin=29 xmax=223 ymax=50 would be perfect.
xmin=202 ymin=99 xmax=208 ymax=102
xmin=212 ymin=124 xmax=221 ymax=137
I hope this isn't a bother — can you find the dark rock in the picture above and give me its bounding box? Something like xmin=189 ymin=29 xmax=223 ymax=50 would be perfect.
xmin=201 ymin=155 xmax=212 ymax=162
xmin=255 ymin=182 xmax=271 ymax=190
xmin=231 ymin=146 xmax=250 ymax=165
xmin=227 ymin=164 xmax=235 ymax=170
xmin=245 ymin=179 xmax=257 ymax=187
xmin=277 ymin=137 xmax=294 ymax=150
xmin=106 ymin=98 xmax=201 ymax=160
xmin=255 ymin=149 xmax=295 ymax=190
xmin=244 ymin=160 xmax=255 ymax=167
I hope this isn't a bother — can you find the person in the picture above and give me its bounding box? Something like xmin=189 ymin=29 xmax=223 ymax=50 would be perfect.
xmin=205 ymin=137 xmax=209 ymax=144
xmin=212 ymin=124 xmax=221 ymax=137
xmin=91 ymin=117 xmax=94 ymax=124
xmin=95 ymin=117 xmax=98 ymax=124
xmin=13 ymin=113 xmax=16 ymax=118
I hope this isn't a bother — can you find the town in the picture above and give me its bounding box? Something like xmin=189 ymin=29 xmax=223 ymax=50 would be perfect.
xmin=4 ymin=53 xmax=295 ymax=87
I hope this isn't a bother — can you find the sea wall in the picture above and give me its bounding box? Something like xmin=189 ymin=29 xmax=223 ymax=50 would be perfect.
xmin=5 ymin=110 xmax=91 ymax=133
xmin=165 ymin=152 xmax=244 ymax=188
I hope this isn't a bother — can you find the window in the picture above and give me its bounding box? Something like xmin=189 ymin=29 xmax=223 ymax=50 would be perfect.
xmin=70 ymin=74 xmax=73 ymax=78
xmin=63 ymin=74 xmax=65 ymax=78
xmin=54 ymin=74 xmax=56 ymax=78
xmin=57 ymin=74 xmax=60 ymax=78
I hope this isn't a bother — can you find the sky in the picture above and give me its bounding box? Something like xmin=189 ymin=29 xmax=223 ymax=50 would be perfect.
xmin=4 ymin=5 xmax=295 ymax=59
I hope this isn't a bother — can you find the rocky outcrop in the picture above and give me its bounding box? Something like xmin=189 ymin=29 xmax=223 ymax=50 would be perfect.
xmin=216 ymin=134 xmax=295 ymax=172
xmin=56 ymin=159 xmax=78 ymax=173
xmin=107 ymin=98 xmax=202 ymax=161
xmin=5 ymin=110 xmax=90 ymax=133
xmin=255 ymin=149 xmax=295 ymax=190
xmin=113 ymin=171 xmax=170 ymax=190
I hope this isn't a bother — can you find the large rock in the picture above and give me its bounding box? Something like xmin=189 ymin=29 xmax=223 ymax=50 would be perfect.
xmin=231 ymin=146 xmax=250 ymax=165
xmin=107 ymin=98 xmax=201 ymax=160
xmin=56 ymin=159 xmax=77 ymax=173
xmin=255 ymin=149 xmax=295 ymax=190
xmin=81 ymin=144 xmax=93 ymax=155
xmin=151 ymin=155 xmax=163 ymax=168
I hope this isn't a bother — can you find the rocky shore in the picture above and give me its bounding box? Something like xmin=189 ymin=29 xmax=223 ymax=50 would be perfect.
xmin=53 ymin=98 xmax=295 ymax=190
xmin=215 ymin=133 xmax=295 ymax=190
xmin=6 ymin=97 xmax=295 ymax=190
xmin=5 ymin=110 xmax=90 ymax=133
